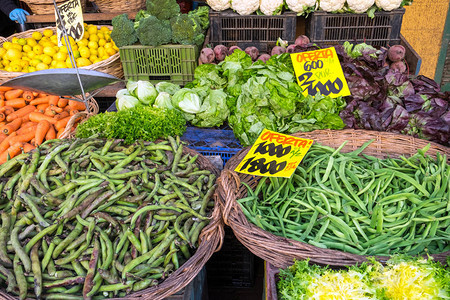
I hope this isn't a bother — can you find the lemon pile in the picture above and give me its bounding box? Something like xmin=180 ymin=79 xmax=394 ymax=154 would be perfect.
xmin=0 ymin=24 xmax=119 ymax=73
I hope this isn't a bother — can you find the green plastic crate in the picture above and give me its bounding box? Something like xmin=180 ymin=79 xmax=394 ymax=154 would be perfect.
xmin=119 ymin=44 xmax=199 ymax=85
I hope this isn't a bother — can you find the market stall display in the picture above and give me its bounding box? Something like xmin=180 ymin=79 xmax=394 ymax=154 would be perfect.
xmin=188 ymin=43 xmax=447 ymax=147
xmin=0 ymin=135 xmax=223 ymax=299
xmin=206 ymin=0 xmax=412 ymax=15
xmin=0 ymin=25 xmax=122 ymax=83
xmin=267 ymin=257 xmax=450 ymax=300
xmin=217 ymin=129 xmax=449 ymax=268
xmin=0 ymin=87 xmax=98 ymax=163
xmin=111 ymin=3 xmax=209 ymax=84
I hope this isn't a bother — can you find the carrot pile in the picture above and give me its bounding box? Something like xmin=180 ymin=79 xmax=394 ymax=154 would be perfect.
xmin=0 ymin=87 xmax=87 ymax=164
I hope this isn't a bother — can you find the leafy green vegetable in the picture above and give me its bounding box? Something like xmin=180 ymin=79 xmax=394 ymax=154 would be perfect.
xmin=170 ymin=14 xmax=204 ymax=46
xmin=191 ymin=89 xmax=229 ymax=127
xmin=76 ymin=106 xmax=186 ymax=144
xmin=343 ymin=41 xmax=379 ymax=59
xmin=110 ymin=14 xmax=138 ymax=47
xmin=188 ymin=5 xmax=210 ymax=30
xmin=171 ymin=88 xmax=202 ymax=121
xmin=146 ymin=0 xmax=180 ymax=20
xmin=115 ymin=89 xmax=140 ymax=111
xmin=278 ymin=257 xmax=450 ymax=300
xmin=136 ymin=16 xmax=172 ymax=47
xmin=153 ymin=92 xmax=173 ymax=109
xmin=126 ymin=80 xmax=158 ymax=105
xmin=155 ymin=81 xmax=181 ymax=95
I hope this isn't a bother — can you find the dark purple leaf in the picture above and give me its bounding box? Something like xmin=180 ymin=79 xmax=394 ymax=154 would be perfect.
xmin=431 ymin=98 xmax=449 ymax=110
xmin=387 ymin=105 xmax=410 ymax=132
xmin=411 ymin=75 xmax=441 ymax=94
xmin=385 ymin=69 xmax=408 ymax=86
xmin=356 ymin=103 xmax=383 ymax=130
xmin=421 ymin=118 xmax=450 ymax=145
xmin=392 ymin=81 xmax=415 ymax=98
xmin=442 ymin=111 xmax=450 ymax=124
xmin=404 ymin=94 xmax=425 ymax=113
xmin=381 ymin=108 xmax=394 ymax=129
xmin=347 ymin=76 xmax=379 ymax=100
xmin=379 ymin=97 xmax=395 ymax=112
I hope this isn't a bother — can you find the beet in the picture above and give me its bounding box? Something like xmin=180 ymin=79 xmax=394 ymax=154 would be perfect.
xmin=388 ymin=45 xmax=406 ymax=62
xmin=245 ymin=46 xmax=260 ymax=61
xmin=213 ymin=45 xmax=228 ymax=62
xmin=294 ymin=35 xmax=310 ymax=47
xmin=271 ymin=46 xmax=286 ymax=56
xmin=257 ymin=54 xmax=271 ymax=63
xmin=199 ymin=48 xmax=215 ymax=64
xmin=286 ymin=44 xmax=301 ymax=53
xmin=390 ymin=61 xmax=407 ymax=73
xmin=228 ymin=46 xmax=242 ymax=55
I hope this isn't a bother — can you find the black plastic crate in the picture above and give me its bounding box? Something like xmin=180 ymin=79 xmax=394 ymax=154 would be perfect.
xmin=96 ymin=97 xmax=115 ymax=113
xmin=209 ymin=9 xmax=297 ymax=53
xmin=206 ymin=227 xmax=255 ymax=288
xmin=307 ymin=8 xmax=405 ymax=47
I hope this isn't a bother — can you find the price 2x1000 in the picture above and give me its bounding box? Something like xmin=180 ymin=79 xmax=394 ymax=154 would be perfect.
xmin=298 ymin=60 xmax=344 ymax=96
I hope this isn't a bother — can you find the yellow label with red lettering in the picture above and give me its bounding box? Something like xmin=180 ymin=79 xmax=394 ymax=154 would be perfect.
xmin=235 ymin=129 xmax=314 ymax=178
xmin=290 ymin=47 xmax=351 ymax=98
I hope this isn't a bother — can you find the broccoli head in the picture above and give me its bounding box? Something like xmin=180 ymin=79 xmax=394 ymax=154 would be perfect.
xmin=111 ymin=14 xmax=138 ymax=47
xmin=170 ymin=14 xmax=205 ymax=46
xmin=135 ymin=9 xmax=151 ymax=22
xmin=146 ymin=0 xmax=180 ymax=20
xmin=188 ymin=6 xmax=210 ymax=30
xmin=137 ymin=16 xmax=172 ymax=46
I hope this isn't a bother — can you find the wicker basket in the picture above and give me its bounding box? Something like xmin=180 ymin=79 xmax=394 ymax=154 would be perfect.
xmin=24 ymin=0 xmax=87 ymax=15
xmin=0 ymin=26 xmax=123 ymax=84
xmin=217 ymin=129 xmax=450 ymax=269
xmin=92 ymin=0 xmax=145 ymax=13
xmin=59 ymin=96 xmax=99 ymax=138
xmin=0 ymin=146 xmax=224 ymax=300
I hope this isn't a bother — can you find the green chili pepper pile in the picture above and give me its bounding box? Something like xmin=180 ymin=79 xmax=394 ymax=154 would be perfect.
xmin=0 ymin=136 xmax=217 ymax=299
xmin=238 ymin=141 xmax=449 ymax=256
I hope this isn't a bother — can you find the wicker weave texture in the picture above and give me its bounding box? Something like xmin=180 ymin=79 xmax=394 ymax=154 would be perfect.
xmin=0 ymin=146 xmax=224 ymax=300
xmin=218 ymin=129 xmax=450 ymax=269
xmin=93 ymin=0 xmax=145 ymax=13
xmin=24 ymin=0 xmax=87 ymax=15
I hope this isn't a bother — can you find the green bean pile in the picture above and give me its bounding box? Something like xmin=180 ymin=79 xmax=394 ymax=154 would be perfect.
xmin=238 ymin=141 xmax=449 ymax=256
xmin=0 ymin=136 xmax=216 ymax=299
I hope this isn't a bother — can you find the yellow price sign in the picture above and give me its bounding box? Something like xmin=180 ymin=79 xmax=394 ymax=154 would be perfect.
xmin=290 ymin=47 xmax=351 ymax=98
xmin=55 ymin=0 xmax=85 ymax=46
xmin=235 ymin=129 xmax=314 ymax=178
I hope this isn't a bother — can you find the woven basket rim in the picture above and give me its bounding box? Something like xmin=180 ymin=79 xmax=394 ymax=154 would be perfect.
xmin=0 ymin=26 xmax=121 ymax=83
xmin=218 ymin=129 xmax=450 ymax=269
xmin=0 ymin=144 xmax=224 ymax=300
xmin=93 ymin=0 xmax=145 ymax=13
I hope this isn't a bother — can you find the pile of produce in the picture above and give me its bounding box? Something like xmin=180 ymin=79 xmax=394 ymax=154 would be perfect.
xmin=0 ymin=25 xmax=119 ymax=72
xmin=200 ymin=35 xmax=312 ymax=64
xmin=0 ymin=136 xmax=217 ymax=299
xmin=277 ymin=257 xmax=450 ymax=300
xmin=0 ymin=87 xmax=87 ymax=164
xmin=238 ymin=141 xmax=449 ymax=256
xmin=194 ymin=38 xmax=449 ymax=146
xmin=76 ymin=105 xmax=186 ymax=144
xmin=111 ymin=0 xmax=209 ymax=47
xmin=206 ymin=0 xmax=412 ymax=16
xmin=115 ymin=80 xmax=180 ymax=111
xmin=189 ymin=50 xmax=346 ymax=146
xmin=337 ymin=43 xmax=449 ymax=146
